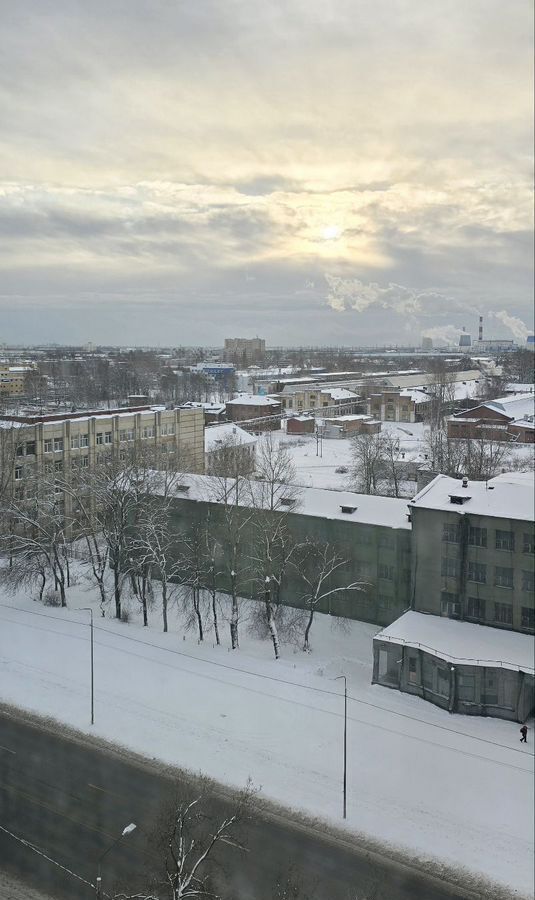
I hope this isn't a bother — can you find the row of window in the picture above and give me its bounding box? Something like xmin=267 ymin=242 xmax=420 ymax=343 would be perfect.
xmin=41 ymin=427 xmax=171 ymax=453
xmin=44 ymin=458 xmax=90 ymax=473
xmin=440 ymin=592 xmax=534 ymax=629
xmin=442 ymin=523 xmax=534 ymax=554
xmin=441 ymin=556 xmax=533 ymax=590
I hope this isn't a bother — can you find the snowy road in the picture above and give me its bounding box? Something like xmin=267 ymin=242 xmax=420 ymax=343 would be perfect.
xmin=0 ymin=712 xmax=504 ymax=900
xmin=0 ymin=600 xmax=533 ymax=897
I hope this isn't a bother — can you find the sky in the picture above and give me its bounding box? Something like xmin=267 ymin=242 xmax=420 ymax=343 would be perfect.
xmin=1 ymin=0 xmax=533 ymax=347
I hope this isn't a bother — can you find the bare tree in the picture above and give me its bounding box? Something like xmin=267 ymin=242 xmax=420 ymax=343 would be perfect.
xmin=113 ymin=780 xmax=254 ymax=900
xmin=247 ymin=512 xmax=299 ymax=660
xmin=424 ymin=359 xmax=457 ymax=428
xmin=294 ymin=541 xmax=363 ymax=651
xmin=131 ymin=488 xmax=182 ymax=633
xmin=422 ymin=427 xmax=465 ymax=478
xmin=179 ymin=524 xmax=210 ymax=642
xmin=251 ymin=432 xmax=300 ymax=511
xmin=205 ymin=430 xmax=255 ymax=479
xmin=0 ymin=542 xmax=49 ymax=602
xmin=381 ymin=433 xmax=402 ymax=498
xmin=204 ymin=523 xmax=222 ymax=646
xmin=207 ymin=477 xmax=253 ymax=651
xmin=461 ymin=435 xmax=511 ymax=480
xmin=91 ymin=469 xmax=137 ymax=620
xmin=350 ymin=433 xmax=387 ymax=495
xmin=423 ymin=427 xmax=512 ymax=480
xmin=3 ymin=489 xmax=69 ymax=606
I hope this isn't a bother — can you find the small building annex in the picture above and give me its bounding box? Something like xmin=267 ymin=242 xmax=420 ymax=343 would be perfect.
xmin=373 ymin=610 xmax=534 ymax=722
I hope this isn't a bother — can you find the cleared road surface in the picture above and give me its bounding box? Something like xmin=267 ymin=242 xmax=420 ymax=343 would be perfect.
xmin=0 ymin=711 xmax=497 ymax=900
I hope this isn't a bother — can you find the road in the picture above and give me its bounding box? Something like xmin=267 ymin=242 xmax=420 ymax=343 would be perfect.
xmin=0 ymin=711 xmax=498 ymax=900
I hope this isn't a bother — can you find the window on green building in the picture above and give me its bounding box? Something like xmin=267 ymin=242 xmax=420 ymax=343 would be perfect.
xmin=468 ymin=526 xmax=487 ymax=548
xmin=494 ymin=602 xmax=513 ymax=625
xmin=495 ymin=530 xmax=515 ymax=552
xmin=467 ymin=561 xmax=486 ymax=584
xmin=495 ymin=567 xmax=513 ymax=589
xmin=442 ymin=523 xmax=460 ymax=543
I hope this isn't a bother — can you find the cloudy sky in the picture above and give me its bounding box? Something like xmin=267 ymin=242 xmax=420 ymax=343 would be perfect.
xmin=1 ymin=0 xmax=533 ymax=346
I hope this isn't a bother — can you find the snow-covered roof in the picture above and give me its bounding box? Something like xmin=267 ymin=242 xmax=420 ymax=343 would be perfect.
xmin=374 ymin=611 xmax=534 ymax=674
xmin=505 ymin=383 xmax=535 ymax=394
xmin=0 ymin=405 xmax=176 ymax=427
xmin=409 ymin=472 xmax=535 ymax=522
xmin=320 ymin=388 xmax=358 ymax=400
xmin=323 ymin=414 xmax=371 ymax=422
xmin=398 ymin=388 xmax=431 ymax=404
xmin=149 ymin=473 xmax=411 ymax=530
xmin=205 ymin=423 xmax=257 ymax=452
xmin=475 ymin=394 xmax=534 ymax=420
xmin=182 ymin=401 xmax=226 ymax=413
xmin=227 ymin=394 xmax=281 ymax=407
xmin=510 ymin=418 xmax=535 ymax=430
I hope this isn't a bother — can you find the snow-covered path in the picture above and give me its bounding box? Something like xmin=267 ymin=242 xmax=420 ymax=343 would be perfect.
xmin=0 ymin=595 xmax=533 ymax=897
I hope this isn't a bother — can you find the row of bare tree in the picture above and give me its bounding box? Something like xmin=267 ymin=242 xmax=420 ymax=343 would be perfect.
xmin=349 ymin=427 xmax=523 ymax=498
xmin=0 ymin=435 xmax=362 ymax=658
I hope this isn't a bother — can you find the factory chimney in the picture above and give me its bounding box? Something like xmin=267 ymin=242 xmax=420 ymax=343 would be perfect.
xmin=478 ymin=316 xmax=483 ymax=343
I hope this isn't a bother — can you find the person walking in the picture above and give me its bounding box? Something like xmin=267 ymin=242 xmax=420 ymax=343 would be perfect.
xmin=520 ymin=724 xmax=528 ymax=743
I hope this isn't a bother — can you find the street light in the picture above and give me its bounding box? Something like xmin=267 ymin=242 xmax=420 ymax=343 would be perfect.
xmin=75 ymin=607 xmax=94 ymax=725
xmin=96 ymin=822 xmax=137 ymax=899
xmin=335 ymin=675 xmax=347 ymax=819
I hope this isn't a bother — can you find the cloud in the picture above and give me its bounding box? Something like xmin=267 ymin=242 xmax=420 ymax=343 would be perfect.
xmin=0 ymin=0 xmax=532 ymax=343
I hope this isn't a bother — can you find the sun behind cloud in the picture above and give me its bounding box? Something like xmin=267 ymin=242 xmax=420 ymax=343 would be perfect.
xmin=321 ymin=224 xmax=342 ymax=241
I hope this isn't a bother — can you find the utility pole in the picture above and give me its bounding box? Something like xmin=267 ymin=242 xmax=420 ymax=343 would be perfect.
xmin=335 ymin=675 xmax=347 ymax=819
xmin=96 ymin=823 xmax=137 ymax=898
xmin=315 ymin=423 xmax=323 ymax=458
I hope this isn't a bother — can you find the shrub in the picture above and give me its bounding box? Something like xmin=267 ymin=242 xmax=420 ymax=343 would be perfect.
xmin=43 ymin=589 xmax=62 ymax=607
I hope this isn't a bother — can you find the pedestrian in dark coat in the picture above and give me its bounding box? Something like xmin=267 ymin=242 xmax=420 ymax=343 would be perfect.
xmin=520 ymin=725 xmax=528 ymax=743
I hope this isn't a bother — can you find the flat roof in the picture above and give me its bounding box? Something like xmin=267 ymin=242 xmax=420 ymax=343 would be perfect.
xmin=375 ymin=610 xmax=534 ymax=674
xmin=409 ymin=472 xmax=535 ymax=522
xmin=150 ymin=473 xmax=411 ymax=530
xmin=227 ymin=395 xmax=280 ymax=406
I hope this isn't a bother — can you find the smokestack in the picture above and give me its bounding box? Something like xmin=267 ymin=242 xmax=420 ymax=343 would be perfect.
xmin=479 ymin=316 xmax=483 ymax=343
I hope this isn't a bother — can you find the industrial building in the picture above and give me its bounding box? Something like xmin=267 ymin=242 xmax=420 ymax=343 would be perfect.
xmin=373 ymin=472 xmax=535 ymax=721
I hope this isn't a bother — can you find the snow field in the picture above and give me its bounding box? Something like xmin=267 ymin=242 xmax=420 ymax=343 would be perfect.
xmin=0 ymin=573 xmax=533 ymax=898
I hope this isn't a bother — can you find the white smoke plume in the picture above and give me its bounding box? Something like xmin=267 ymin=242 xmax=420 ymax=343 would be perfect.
xmin=421 ymin=325 xmax=463 ymax=345
xmin=325 ymin=275 xmax=454 ymax=315
xmin=491 ymin=310 xmax=530 ymax=342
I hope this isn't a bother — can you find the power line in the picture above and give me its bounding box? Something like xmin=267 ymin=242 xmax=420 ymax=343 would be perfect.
xmin=0 ymin=823 xmax=94 ymax=890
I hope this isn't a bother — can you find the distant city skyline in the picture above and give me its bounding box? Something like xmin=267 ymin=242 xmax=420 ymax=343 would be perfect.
xmin=1 ymin=0 xmax=533 ymax=346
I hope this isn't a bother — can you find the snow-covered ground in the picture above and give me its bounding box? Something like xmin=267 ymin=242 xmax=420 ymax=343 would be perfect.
xmin=271 ymin=425 xmax=534 ymax=494
xmin=0 ymin=572 xmax=533 ymax=897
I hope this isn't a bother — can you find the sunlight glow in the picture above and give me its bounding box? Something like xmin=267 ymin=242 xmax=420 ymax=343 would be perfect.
xmin=321 ymin=224 xmax=342 ymax=241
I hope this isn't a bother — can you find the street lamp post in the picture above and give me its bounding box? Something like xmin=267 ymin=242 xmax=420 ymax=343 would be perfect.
xmin=335 ymin=675 xmax=347 ymax=819
xmin=76 ymin=607 xmax=94 ymax=725
xmin=96 ymin=822 xmax=137 ymax=899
